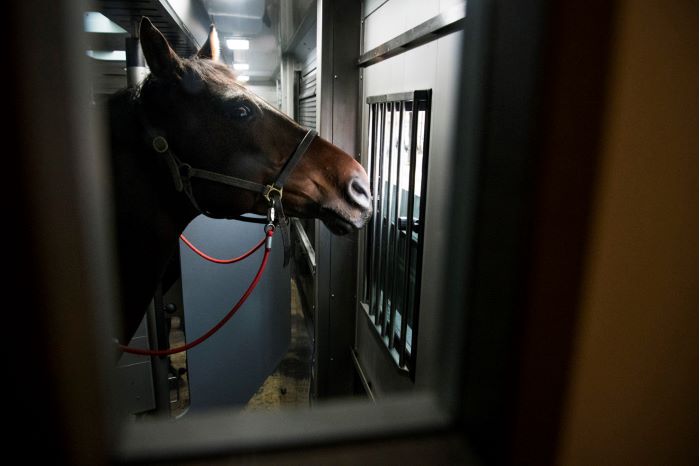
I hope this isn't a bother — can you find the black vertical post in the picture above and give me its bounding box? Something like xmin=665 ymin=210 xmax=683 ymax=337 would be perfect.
xmin=368 ymin=103 xmax=376 ymax=317
xmin=368 ymin=103 xmax=380 ymax=316
xmin=314 ymin=0 xmax=362 ymax=398
xmin=371 ymin=102 xmax=387 ymax=320
xmin=387 ymin=101 xmax=404 ymax=350
xmin=380 ymin=104 xmax=395 ymax=336
xmin=408 ymin=91 xmax=431 ymax=376
xmin=146 ymin=287 xmax=171 ymax=416
xmin=400 ymin=94 xmax=420 ymax=369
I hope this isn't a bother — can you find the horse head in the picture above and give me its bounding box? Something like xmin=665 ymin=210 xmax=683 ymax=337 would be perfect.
xmin=137 ymin=18 xmax=371 ymax=234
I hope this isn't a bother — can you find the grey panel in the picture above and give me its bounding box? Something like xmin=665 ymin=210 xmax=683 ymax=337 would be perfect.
xmin=114 ymin=360 xmax=157 ymax=415
xmin=355 ymin=307 xmax=412 ymax=396
xmin=313 ymin=0 xmax=362 ymax=399
xmin=285 ymin=1 xmax=317 ymax=60
xmin=115 ymin=317 xmax=156 ymax=415
xmin=363 ymin=0 xmax=390 ymax=19
xmin=354 ymin=28 xmax=465 ymax=396
xmin=358 ymin=3 xmax=466 ymax=67
xmin=181 ymin=216 xmax=291 ymax=410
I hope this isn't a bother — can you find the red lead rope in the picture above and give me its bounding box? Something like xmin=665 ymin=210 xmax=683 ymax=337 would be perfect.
xmin=118 ymin=228 xmax=274 ymax=356
xmin=179 ymin=233 xmax=266 ymax=263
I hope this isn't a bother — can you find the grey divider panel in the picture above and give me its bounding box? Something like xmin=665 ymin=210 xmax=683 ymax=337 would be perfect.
xmin=180 ymin=216 xmax=291 ymax=411
xmin=115 ymin=316 xmax=155 ymax=416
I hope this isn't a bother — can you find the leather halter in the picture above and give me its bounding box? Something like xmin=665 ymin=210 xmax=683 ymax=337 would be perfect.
xmin=142 ymin=115 xmax=317 ymax=267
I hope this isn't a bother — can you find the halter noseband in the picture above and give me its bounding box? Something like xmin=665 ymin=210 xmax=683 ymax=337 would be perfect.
xmin=143 ymin=115 xmax=317 ymax=267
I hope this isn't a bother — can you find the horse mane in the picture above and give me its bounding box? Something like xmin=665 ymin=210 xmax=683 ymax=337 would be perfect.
xmin=133 ymin=57 xmax=240 ymax=115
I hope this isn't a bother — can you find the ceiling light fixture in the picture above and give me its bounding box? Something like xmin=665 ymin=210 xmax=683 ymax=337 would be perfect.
xmin=86 ymin=50 xmax=127 ymax=61
xmin=84 ymin=12 xmax=127 ymax=34
xmin=233 ymin=63 xmax=250 ymax=71
xmin=237 ymin=75 xmax=250 ymax=82
xmin=226 ymin=39 xmax=250 ymax=50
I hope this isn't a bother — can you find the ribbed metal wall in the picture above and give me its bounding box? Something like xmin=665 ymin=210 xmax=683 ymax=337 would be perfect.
xmin=297 ymin=56 xmax=317 ymax=129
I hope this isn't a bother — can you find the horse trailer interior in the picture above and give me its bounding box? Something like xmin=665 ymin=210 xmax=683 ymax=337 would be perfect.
xmin=5 ymin=0 xmax=696 ymax=465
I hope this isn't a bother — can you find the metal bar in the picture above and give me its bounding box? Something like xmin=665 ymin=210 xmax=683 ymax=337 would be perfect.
xmin=399 ymin=94 xmax=420 ymax=369
xmin=368 ymin=102 xmax=376 ymax=316
xmin=358 ymin=3 xmax=466 ymax=68
xmin=370 ymin=102 xmax=386 ymax=318
xmin=384 ymin=101 xmax=397 ymax=337
xmin=370 ymin=104 xmax=384 ymax=318
xmin=146 ymin=287 xmax=170 ymax=416
xmin=365 ymin=105 xmax=377 ymax=303
xmin=366 ymin=92 xmax=414 ymax=105
xmin=380 ymin=103 xmax=395 ymax=336
xmin=408 ymin=90 xmax=432 ymax=377
xmin=350 ymin=349 xmax=376 ymax=402
xmin=357 ymin=1 xmax=368 ymax=310
xmin=387 ymin=102 xmax=404 ymax=350
xmin=292 ymin=218 xmax=316 ymax=274
xmin=364 ymin=106 xmax=374 ymax=302
xmin=374 ymin=102 xmax=387 ymax=322
xmin=396 ymin=101 xmax=413 ymax=361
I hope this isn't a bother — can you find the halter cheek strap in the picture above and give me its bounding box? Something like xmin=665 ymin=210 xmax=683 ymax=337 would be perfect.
xmin=143 ymin=117 xmax=317 ymax=267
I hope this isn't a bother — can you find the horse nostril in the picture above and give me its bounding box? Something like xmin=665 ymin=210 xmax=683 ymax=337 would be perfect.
xmin=348 ymin=176 xmax=372 ymax=210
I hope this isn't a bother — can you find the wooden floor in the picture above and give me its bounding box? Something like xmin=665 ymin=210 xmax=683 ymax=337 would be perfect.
xmin=167 ymin=280 xmax=312 ymax=417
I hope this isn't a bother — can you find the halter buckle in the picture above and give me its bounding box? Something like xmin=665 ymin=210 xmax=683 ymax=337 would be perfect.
xmin=263 ymin=184 xmax=283 ymax=203
xmin=152 ymin=136 xmax=169 ymax=153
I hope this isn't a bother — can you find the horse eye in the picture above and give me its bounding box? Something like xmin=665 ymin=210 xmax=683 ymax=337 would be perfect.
xmin=227 ymin=104 xmax=252 ymax=120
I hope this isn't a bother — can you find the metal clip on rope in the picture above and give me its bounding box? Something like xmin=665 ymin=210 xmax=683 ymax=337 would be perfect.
xmin=265 ymin=204 xmax=276 ymax=250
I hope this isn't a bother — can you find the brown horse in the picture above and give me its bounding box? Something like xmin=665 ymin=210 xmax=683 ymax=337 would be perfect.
xmin=108 ymin=18 xmax=371 ymax=343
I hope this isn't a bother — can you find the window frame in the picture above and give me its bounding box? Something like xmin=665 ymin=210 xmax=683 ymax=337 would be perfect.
xmin=362 ymin=90 xmax=432 ymax=377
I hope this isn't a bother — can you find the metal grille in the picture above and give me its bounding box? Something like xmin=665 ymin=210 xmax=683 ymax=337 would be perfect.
xmin=297 ymin=57 xmax=317 ymax=129
xmin=363 ymin=90 xmax=431 ymax=376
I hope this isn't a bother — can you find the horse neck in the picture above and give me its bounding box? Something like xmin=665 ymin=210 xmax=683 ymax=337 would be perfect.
xmin=110 ymin=90 xmax=196 ymax=235
xmin=107 ymin=89 xmax=197 ymax=340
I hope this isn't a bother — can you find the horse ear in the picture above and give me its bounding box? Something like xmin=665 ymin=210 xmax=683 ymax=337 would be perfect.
xmin=197 ymin=25 xmax=220 ymax=62
xmin=139 ymin=17 xmax=181 ymax=77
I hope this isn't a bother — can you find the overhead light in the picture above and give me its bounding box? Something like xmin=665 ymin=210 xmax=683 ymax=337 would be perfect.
xmin=233 ymin=63 xmax=250 ymax=71
xmin=237 ymin=75 xmax=250 ymax=82
xmin=84 ymin=12 xmax=127 ymax=34
xmin=86 ymin=50 xmax=127 ymax=61
xmin=226 ymin=39 xmax=250 ymax=50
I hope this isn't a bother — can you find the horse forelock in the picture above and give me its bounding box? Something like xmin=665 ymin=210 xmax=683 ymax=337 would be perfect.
xmin=185 ymin=59 xmax=239 ymax=91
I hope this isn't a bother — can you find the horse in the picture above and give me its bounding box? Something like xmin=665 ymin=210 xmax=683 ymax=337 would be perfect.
xmin=108 ymin=18 xmax=372 ymax=344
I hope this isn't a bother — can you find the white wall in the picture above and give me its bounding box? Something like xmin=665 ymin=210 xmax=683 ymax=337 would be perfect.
xmin=363 ymin=0 xmax=464 ymax=51
xmin=247 ymin=84 xmax=279 ymax=109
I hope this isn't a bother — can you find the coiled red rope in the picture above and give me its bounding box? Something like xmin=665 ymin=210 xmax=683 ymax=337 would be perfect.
xmin=118 ymin=228 xmax=274 ymax=356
